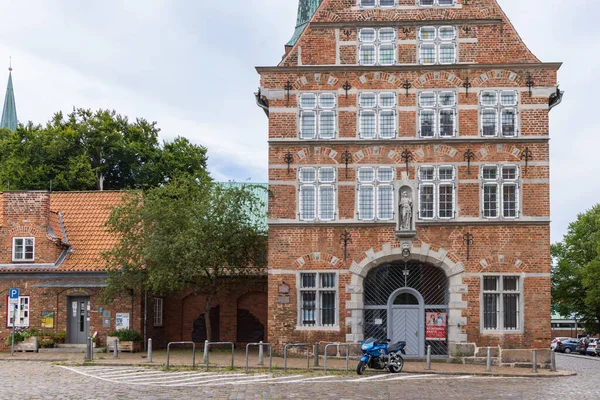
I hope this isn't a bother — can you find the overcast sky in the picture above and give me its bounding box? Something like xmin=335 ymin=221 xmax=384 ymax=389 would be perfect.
xmin=0 ymin=0 xmax=594 ymax=244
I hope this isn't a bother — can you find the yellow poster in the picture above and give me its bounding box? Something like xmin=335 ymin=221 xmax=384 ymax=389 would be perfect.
xmin=41 ymin=311 xmax=54 ymax=328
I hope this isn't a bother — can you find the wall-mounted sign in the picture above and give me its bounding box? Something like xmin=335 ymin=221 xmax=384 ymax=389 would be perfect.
xmin=426 ymin=312 xmax=447 ymax=341
xmin=41 ymin=311 xmax=54 ymax=328
xmin=115 ymin=313 xmax=130 ymax=331
xmin=277 ymin=295 xmax=290 ymax=304
xmin=278 ymin=284 xmax=290 ymax=294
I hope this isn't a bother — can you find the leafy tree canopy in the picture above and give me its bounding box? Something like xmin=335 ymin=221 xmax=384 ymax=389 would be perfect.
xmin=552 ymin=204 xmax=600 ymax=333
xmin=103 ymin=175 xmax=267 ymax=341
xmin=0 ymin=109 xmax=208 ymax=191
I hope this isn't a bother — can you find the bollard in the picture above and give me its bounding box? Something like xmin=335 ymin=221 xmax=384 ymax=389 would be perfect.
xmin=88 ymin=337 xmax=94 ymax=361
xmin=203 ymin=340 xmax=209 ymax=364
xmin=147 ymin=338 xmax=153 ymax=363
xmin=84 ymin=337 xmax=90 ymax=360
xmin=550 ymin=349 xmax=556 ymax=372
xmin=113 ymin=338 xmax=119 ymax=359
xmin=258 ymin=341 xmax=264 ymax=366
xmin=425 ymin=345 xmax=432 ymax=370
xmin=532 ymin=349 xmax=538 ymax=373
xmin=486 ymin=346 xmax=492 ymax=372
xmin=314 ymin=342 xmax=319 ymax=367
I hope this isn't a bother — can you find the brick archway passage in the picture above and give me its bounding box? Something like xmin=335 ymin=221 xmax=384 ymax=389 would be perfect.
xmin=346 ymin=242 xmax=467 ymax=347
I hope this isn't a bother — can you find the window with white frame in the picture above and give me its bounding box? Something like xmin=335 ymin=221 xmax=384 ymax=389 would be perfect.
xmin=482 ymin=276 xmax=520 ymax=331
xmin=6 ymin=296 xmax=29 ymax=328
xmin=418 ymin=26 xmax=457 ymax=65
xmin=299 ymin=93 xmax=337 ymax=140
xmin=153 ymin=298 xmax=163 ymax=327
xmin=358 ymin=92 xmax=397 ymax=139
xmin=298 ymin=167 xmax=336 ymax=221
xmin=358 ymin=28 xmax=396 ymax=66
xmin=418 ymin=166 xmax=456 ymax=219
xmin=357 ymin=167 xmax=395 ymax=221
xmin=12 ymin=237 xmax=34 ymax=262
xmin=418 ymin=91 xmax=457 ymax=138
xmin=359 ymin=0 xmax=396 ymax=6
xmin=479 ymin=90 xmax=519 ymax=137
xmin=299 ymin=272 xmax=337 ymax=327
xmin=419 ymin=0 xmax=455 ymax=6
xmin=481 ymin=165 xmax=520 ymax=219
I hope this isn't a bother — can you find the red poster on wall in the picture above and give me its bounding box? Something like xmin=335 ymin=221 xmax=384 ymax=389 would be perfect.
xmin=426 ymin=312 xmax=447 ymax=341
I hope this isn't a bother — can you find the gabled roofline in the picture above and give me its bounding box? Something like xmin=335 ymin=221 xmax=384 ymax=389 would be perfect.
xmin=310 ymin=18 xmax=504 ymax=29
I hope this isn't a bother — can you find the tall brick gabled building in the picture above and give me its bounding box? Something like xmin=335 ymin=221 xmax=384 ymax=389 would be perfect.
xmin=257 ymin=0 xmax=563 ymax=357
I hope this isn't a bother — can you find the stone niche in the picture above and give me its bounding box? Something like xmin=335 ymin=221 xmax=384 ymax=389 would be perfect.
xmin=396 ymin=184 xmax=417 ymax=238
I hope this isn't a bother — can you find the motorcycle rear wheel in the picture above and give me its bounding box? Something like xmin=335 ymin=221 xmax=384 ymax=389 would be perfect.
xmin=356 ymin=360 xmax=367 ymax=375
xmin=388 ymin=353 xmax=404 ymax=373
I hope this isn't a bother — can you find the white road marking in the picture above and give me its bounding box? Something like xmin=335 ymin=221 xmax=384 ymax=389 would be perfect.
xmin=110 ymin=371 xmax=213 ymax=382
xmin=271 ymin=375 xmax=339 ymax=384
xmin=346 ymin=374 xmax=392 ymax=382
xmin=204 ymin=375 xmax=306 ymax=387
xmin=163 ymin=374 xmax=271 ymax=387
xmin=382 ymin=374 xmax=438 ymax=381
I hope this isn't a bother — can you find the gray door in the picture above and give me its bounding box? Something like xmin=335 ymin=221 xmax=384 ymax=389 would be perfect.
xmin=392 ymin=308 xmax=420 ymax=357
xmin=67 ymin=297 xmax=90 ymax=344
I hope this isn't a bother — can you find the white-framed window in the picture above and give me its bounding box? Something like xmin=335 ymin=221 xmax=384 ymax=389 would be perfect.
xmin=418 ymin=91 xmax=457 ymax=138
xmin=419 ymin=0 xmax=455 ymax=6
xmin=357 ymin=167 xmax=395 ymax=221
xmin=12 ymin=237 xmax=34 ymax=262
xmin=479 ymin=90 xmax=519 ymax=137
xmin=418 ymin=166 xmax=456 ymax=220
xmin=359 ymin=0 xmax=396 ymax=7
xmin=358 ymin=92 xmax=397 ymax=139
xmin=298 ymin=272 xmax=338 ymax=328
xmin=299 ymin=167 xmax=337 ymax=221
xmin=153 ymin=298 xmax=163 ymax=327
xmin=481 ymin=165 xmax=520 ymax=219
xmin=299 ymin=93 xmax=337 ymax=140
xmin=6 ymin=296 xmax=29 ymax=328
xmin=418 ymin=26 xmax=457 ymax=65
xmin=358 ymin=28 xmax=396 ymax=66
xmin=482 ymin=276 xmax=521 ymax=332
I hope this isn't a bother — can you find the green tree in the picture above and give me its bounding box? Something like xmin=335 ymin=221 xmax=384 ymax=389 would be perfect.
xmin=552 ymin=204 xmax=600 ymax=334
xmin=103 ymin=175 xmax=267 ymax=341
xmin=0 ymin=109 xmax=208 ymax=191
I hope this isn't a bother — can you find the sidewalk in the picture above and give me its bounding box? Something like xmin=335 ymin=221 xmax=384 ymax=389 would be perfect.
xmin=0 ymin=349 xmax=575 ymax=378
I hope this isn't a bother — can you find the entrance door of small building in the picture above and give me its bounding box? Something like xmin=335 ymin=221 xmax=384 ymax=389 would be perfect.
xmin=67 ymin=297 xmax=90 ymax=344
xmin=391 ymin=307 xmax=420 ymax=357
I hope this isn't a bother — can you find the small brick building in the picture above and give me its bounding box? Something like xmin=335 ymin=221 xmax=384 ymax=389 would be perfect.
xmin=256 ymin=0 xmax=563 ymax=357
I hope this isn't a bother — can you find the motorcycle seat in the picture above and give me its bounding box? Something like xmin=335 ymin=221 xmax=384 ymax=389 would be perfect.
xmin=388 ymin=342 xmax=406 ymax=352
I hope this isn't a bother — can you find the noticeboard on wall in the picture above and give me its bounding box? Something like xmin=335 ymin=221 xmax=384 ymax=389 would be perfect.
xmin=115 ymin=313 xmax=130 ymax=331
xmin=41 ymin=311 xmax=54 ymax=328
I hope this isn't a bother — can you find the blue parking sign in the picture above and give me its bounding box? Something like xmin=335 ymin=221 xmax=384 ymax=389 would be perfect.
xmin=9 ymin=288 xmax=19 ymax=299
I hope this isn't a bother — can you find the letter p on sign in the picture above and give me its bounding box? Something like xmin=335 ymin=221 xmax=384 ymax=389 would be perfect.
xmin=9 ymin=288 xmax=19 ymax=299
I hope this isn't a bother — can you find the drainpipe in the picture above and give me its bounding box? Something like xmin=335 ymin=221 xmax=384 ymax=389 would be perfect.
xmin=254 ymin=89 xmax=269 ymax=117
xmin=143 ymin=290 xmax=148 ymax=352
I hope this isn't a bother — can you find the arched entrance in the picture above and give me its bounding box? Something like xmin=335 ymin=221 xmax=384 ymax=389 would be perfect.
xmin=363 ymin=261 xmax=449 ymax=357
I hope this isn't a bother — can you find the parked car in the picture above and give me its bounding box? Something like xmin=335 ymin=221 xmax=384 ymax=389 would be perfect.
xmin=551 ymin=337 xmax=570 ymax=351
xmin=576 ymin=338 xmax=598 ymax=355
xmin=555 ymin=338 xmax=579 ymax=354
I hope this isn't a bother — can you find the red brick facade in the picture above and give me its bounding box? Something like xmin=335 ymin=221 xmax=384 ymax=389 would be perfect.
xmin=258 ymin=0 xmax=560 ymax=356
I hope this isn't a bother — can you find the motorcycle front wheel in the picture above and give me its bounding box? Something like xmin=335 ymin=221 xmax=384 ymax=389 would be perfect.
xmin=356 ymin=360 xmax=368 ymax=375
xmin=388 ymin=353 xmax=404 ymax=373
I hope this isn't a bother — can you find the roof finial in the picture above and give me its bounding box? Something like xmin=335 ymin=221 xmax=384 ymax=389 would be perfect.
xmin=8 ymin=56 xmax=12 ymax=72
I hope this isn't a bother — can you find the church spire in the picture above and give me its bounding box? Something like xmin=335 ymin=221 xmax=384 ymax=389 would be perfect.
xmin=1 ymin=58 xmax=18 ymax=131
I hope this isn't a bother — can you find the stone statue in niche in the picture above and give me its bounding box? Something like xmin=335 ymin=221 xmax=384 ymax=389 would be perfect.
xmin=399 ymin=190 xmax=413 ymax=231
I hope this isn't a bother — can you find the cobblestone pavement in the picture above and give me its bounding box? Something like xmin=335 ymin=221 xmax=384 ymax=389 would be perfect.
xmin=0 ymin=353 xmax=597 ymax=399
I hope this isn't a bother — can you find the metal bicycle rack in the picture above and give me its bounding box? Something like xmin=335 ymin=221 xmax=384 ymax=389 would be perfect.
xmin=205 ymin=341 xmax=235 ymax=370
xmin=245 ymin=342 xmax=273 ymax=372
xmin=323 ymin=343 xmax=350 ymax=374
xmin=166 ymin=341 xmax=196 ymax=369
xmin=283 ymin=344 xmax=311 ymax=372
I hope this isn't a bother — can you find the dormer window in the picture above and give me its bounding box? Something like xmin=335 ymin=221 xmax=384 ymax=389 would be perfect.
xmin=13 ymin=237 xmax=34 ymax=262
xmin=359 ymin=0 xmax=396 ymax=7
xmin=419 ymin=0 xmax=455 ymax=6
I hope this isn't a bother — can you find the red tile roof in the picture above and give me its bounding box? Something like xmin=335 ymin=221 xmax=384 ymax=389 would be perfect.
xmin=50 ymin=191 xmax=128 ymax=272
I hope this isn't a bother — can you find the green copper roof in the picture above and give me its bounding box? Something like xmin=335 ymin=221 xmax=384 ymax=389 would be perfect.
xmin=286 ymin=0 xmax=323 ymax=47
xmin=1 ymin=71 xmax=17 ymax=131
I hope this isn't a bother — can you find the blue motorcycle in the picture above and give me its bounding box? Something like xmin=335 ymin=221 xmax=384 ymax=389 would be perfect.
xmin=357 ymin=337 xmax=406 ymax=375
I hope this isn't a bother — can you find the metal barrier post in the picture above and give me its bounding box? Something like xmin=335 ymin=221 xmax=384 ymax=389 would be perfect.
xmin=113 ymin=338 xmax=118 ymax=359
xmin=551 ymin=349 xmax=556 ymax=372
xmin=166 ymin=341 xmax=196 ymax=369
xmin=245 ymin=343 xmax=273 ymax=373
xmin=203 ymin=340 xmax=209 ymax=364
xmin=323 ymin=343 xmax=350 ymax=375
xmin=147 ymin=338 xmax=153 ymax=363
xmin=84 ymin=337 xmax=90 ymax=360
xmin=486 ymin=346 xmax=492 ymax=372
xmin=258 ymin=341 xmax=264 ymax=366
xmin=426 ymin=345 xmax=432 ymax=370
xmin=314 ymin=342 xmax=319 ymax=367
xmin=532 ymin=349 xmax=538 ymax=373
